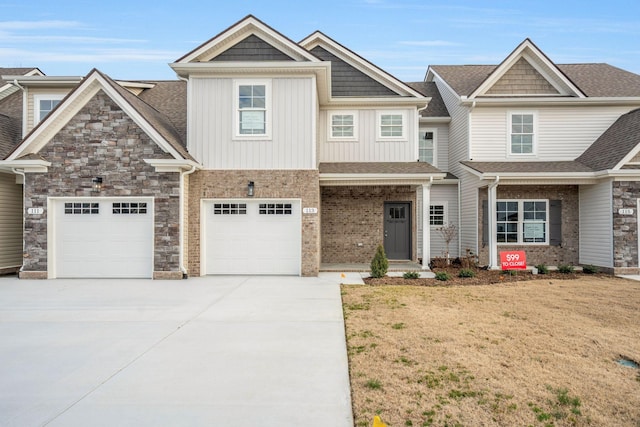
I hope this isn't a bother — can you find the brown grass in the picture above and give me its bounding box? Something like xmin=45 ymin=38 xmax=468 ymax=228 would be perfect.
xmin=342 ymin=275 xmax=640 ymax=427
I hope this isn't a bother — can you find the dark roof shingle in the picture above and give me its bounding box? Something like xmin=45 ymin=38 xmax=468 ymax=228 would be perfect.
xmin=320 ymin=162 xmax=443 ymax=175
xmin=461 ymin=161 xmax=594 ymax=174
xmin=405 ymin=82 xmax=449 ymax=117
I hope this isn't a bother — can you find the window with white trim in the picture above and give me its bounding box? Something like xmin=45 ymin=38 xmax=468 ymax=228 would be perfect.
xmin=329 ymin=111 xmax=357 ymax=140
xmin=213 ymin=203 xmax=247 ymax=215
xmin=112 ymin=202 xmax=147 ymax=214
xmin=234 ymin=80 xmax=271 ymax=138
xmin=259 ymin=203 xmax=292 ymax=215
xmin=509 ymin=112 xmax=536 ymax=155
xmin=496 ymin=200 xmax=548 ymax=244
xmin=419 ymin=130 xmax=435 ymax=164
xmin=430 ymin=204 xmax=446 ymax=226
xmin=34 ymin=94 xmax=64 ymax=125
xmin=377 ymin=111 xmax=406 ymax=140
xmin=64 ymin=202 xmax=99 ymax=215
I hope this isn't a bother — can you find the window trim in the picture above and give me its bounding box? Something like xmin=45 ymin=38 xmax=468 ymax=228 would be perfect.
xmin=419 ymin=128 xmax=437 ymax=166
xmin=233 ymin=79 xmax=272 ymax=140
xmin=429 ymin=201 xmax=448 ymax=227
xmin=507 ymin=111 xmax=537 ymax=156
xmin=33 ymin=94 xmax=64 ymax=126
xmin=327 ymin=110 xmax=358 ymax=141
xmin=376 ymin=110 xmax=407 ymax=141
xmin=496 ymin=199 xmax=549 ymax=245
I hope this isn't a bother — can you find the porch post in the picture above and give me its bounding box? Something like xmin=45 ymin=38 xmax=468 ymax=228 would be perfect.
xmin=488 ymin=178 xmax=499 ymax=269
xmin=421 ymin=181 xmax=432 ymax=270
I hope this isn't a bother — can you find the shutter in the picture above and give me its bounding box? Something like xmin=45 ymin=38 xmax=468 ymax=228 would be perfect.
xmin=482 ymin=200 xmax=488 ymax=247
xmin=549 ymin=200 xmax=562 ymax=247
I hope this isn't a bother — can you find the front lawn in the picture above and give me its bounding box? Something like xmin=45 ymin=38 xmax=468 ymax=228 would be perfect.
xmin=342 ymin=276 xmax=640 ymax=426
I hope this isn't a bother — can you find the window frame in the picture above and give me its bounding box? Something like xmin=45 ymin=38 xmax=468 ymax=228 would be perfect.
xmin=507 ymin=111 xmax=537 ymax=156
xmin=327 ymin=110 xmax=358 ymax=141
xmin=233 ymin=79 xmax=272 ymax=140
xmin=33 ymin=94 xmax=64 ymax=126
xmin=419 ymin=128 xmax=437 ymax=166
xmin=429 ymin=202 xmax=448 ymax=227
xmin=376 ymin=110 xmax=407 ymax=141
xmin=496 ymin=199 xmax=549 ymax=245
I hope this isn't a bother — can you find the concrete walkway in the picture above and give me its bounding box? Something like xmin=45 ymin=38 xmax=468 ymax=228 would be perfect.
xmin=0 ymin=275 xmax=353 ymax=427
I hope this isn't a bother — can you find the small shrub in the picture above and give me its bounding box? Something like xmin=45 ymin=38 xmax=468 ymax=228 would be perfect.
xmin=503 ymin=270 xmax=518 ymax=276
xmin=430 ymin=257 xmax=448 ymax=269
xmin=403 ymin=271 xmax=420 ymax=279
xmin=558 ymin=264 xmax=575 ymax=274
xmin=458 ymin=268 xmax=476 ymax=278
xmin=370 ymin=244 xmax=389 ymax=278
xmin=582 ymin=264 xmax=598 ymax=274
xmin=535 ymin=264 xmax=549 ymax=274
xmin=435 ymin=271 xmax=451 ymax=281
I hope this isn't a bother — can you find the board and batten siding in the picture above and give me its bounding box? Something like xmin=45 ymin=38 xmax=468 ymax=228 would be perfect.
xmin=579 ymin=181 xmax=613 ymax=267
xmin=0 ymin=172 xmax=22 ymax=270
xmin=189 ymin=77 xmax=315 ymax=169
xmin=470 ymin=106 xmax=636 ymax=161
xmin=318 ymin=108 xmax=417 ymax=162
xmin=417 ymin=184 xmax=459 ymax=259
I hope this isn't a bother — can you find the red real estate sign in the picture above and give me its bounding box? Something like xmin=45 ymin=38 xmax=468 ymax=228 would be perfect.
xmin=500 ymin=251 xmax=527 ymax=270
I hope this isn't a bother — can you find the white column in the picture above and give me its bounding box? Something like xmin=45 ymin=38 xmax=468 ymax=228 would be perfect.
xmin=488 ymin=179 xmax=499 ymax=269
xmin=421 ymin=182 xmax=432 ymax=270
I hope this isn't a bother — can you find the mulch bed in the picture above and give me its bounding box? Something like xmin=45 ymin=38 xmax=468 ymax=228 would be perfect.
xmin=363 ymin=267 xmax=605 ymax=286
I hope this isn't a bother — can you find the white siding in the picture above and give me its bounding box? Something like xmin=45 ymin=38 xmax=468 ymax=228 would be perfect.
xmin=0 ymin=172 xmax=22 ymax=269
xmin=459 ymin=173 xmax=481 ymax=254
xmin=26 ymin=87 xmax=70 ymax=134
xmin=189 ymin=77 xmax=315 ymax=169
xmin=579 ymin=181 xmax=613 ymax=267
xmin=417 ymin=184 xmax=459 ymax=259
xmin=318 ymin=108 xmax=417 ymax=162
xmin=470 ymin=106 xmax=636 ymax=161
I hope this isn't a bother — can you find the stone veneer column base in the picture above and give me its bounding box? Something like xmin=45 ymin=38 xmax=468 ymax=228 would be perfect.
xmin=153 ymin=271 xmax=184 ymax=280
xmin=19 ymin=271 xmax=48 ymax=279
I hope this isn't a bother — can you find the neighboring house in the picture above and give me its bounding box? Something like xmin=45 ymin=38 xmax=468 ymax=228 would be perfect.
xmin=0 ymin=68 xmax=44 ymax=274
xmin=1 ymin=17 xmax=639 ymax=278
xmin=426 ymin=39 xmax=640 ymax=273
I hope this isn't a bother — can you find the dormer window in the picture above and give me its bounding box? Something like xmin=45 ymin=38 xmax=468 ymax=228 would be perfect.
xmin=34 ymin=94 xmax=64 ymax=125
xmin=234 ymin=79 xmax=271 ymax=139
xmin=509 ymin=112 xmax=536 ymax=155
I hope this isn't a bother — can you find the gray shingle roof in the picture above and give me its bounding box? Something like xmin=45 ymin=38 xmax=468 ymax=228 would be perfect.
xmin=461 ymin=161 xmax=594 ymax=174
xmin=0 ymin=114 xmax=20 ymax=159
xmin=576 ymin=108 xmax=640 ymax=171
xmin=404 ymin=81 xmax=449 ymax=117
xmin=0 ymin=67 xmax=39 ymax=83
xmin=320 ymin=162 xmax=443 ymax=175
xmin=431 ymin=63 xmax=640 ymax=98
xmin=137 ymin=81 xmax=187 ymax=144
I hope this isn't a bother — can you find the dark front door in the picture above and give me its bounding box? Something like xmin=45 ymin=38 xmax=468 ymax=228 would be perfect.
xmin=384 ymin=202 xmax=411 ymax=260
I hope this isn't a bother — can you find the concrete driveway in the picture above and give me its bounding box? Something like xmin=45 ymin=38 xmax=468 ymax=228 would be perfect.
xmin=0 ymin=275 xmax=353 ymax=427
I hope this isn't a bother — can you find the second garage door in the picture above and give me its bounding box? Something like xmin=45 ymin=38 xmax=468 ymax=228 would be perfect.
xmin=204 ymin=200 xmax=301 ymax=275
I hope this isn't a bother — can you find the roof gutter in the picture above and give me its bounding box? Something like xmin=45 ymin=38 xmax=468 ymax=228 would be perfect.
xmin=459 ymin=97 xmax=640 ymax=107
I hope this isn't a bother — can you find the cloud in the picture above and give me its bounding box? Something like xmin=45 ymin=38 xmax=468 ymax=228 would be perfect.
xmin=0 ymin=34 xmax=147 ymax=44
xmin=0 ymin=47 xmax=181 ymax=64
xmin=0 ymin=20 xmax=83 ymax=30
xmin=399 ymin=40 xmax=461 ymax=47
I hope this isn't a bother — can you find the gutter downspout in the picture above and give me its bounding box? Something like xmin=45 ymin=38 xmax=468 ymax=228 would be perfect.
xmin=179 ymin=165 xmax=197 ymax=278
xmin=12 ymin=80 xmax=27 ymax=137
xmin=12 ymin=168 xmax=26 ymax=274
xmin=487 ymin=176 xmax=499 ymax=269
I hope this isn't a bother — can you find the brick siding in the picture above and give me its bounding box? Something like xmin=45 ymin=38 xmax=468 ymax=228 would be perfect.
xmin=187 ymin=170 xmax=320 ymax=276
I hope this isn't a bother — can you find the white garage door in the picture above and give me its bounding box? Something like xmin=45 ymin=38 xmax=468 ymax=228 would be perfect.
xmin=54 ymin=199 xmax=153 ymax=278
xmin=204 ymin=200 xmax=301 ymax=275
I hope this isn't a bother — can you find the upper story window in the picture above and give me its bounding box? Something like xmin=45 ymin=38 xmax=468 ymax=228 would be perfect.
xmin=329 ymin=111 xmax=358 ymax=140
xmin=234 ymin=80 xmax=271 ymax=139
xmin=419 ymin=130 xmax=435 ymax=165
xmin=509 ymin=112 xmax=536 ymax=155
xmin=34 ymin=94 xmax=64 ymax=125
xmin=496 ymin=200 xmax=548 ymax=244
xmin=377 ymin=111 xmax=406 ymax=140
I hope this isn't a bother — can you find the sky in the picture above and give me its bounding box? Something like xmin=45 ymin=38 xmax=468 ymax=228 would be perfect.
xmin=1 ymin=0 xmax=639 ymax=83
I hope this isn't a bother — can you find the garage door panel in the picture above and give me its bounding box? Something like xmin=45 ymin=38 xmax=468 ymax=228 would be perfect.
xmin=55 ymin=199 xmax=153 ymax=278
xmin=205 ymin=200 xmax=301 ymax=275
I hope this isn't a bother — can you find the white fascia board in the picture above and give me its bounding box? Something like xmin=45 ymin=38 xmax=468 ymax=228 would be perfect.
xmin=0 ymin=159 xmax=51 ymax=173
xmin=326 ymin=97 xmax=431 ymax=108
xmin=177 ymin=17 xmax=320 ymax=64
xmin=143 ymin=159 xmax=201 ymax=172
xmin=614 ymin=145 xmax=640 ymax=170
xmin=320 ymin=172 xmax=447 ymax=181
xmin=459 ymin=97 xmax=640 ymax=107
xmin=459 ymin=163 xmax=596 ymax=181
xmin=171 ymin=61 xmax=330 ymax=76
xmin=116 ymin=81 xmax=156 ymax=89
xmin=300 ymin=32 xmax=424 ymax=98
xmin=1 ymin=75 xmax=83 ymax=87
xmin=594 ymin=169 xmax=640 ymax=179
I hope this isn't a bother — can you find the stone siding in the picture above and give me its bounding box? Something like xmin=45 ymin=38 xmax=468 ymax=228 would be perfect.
xmin=478 ymin=185 xmax=579 ymax=266
xmin=187 ymin=170 xmax=320 ymax=276
xmin=612 ymin=181 xmax=640 ymax=270
xmin=321 ymin=186 xmax=417 ymax=263
xmin=21 ymin=90 xmax=182 ymax=278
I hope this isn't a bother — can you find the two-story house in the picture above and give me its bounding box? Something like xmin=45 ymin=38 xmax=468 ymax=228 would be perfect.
xmin=426 ymin=39 xmax=640 ymax=273
xmin=1 ymin=17 xmax=640 ymax=279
